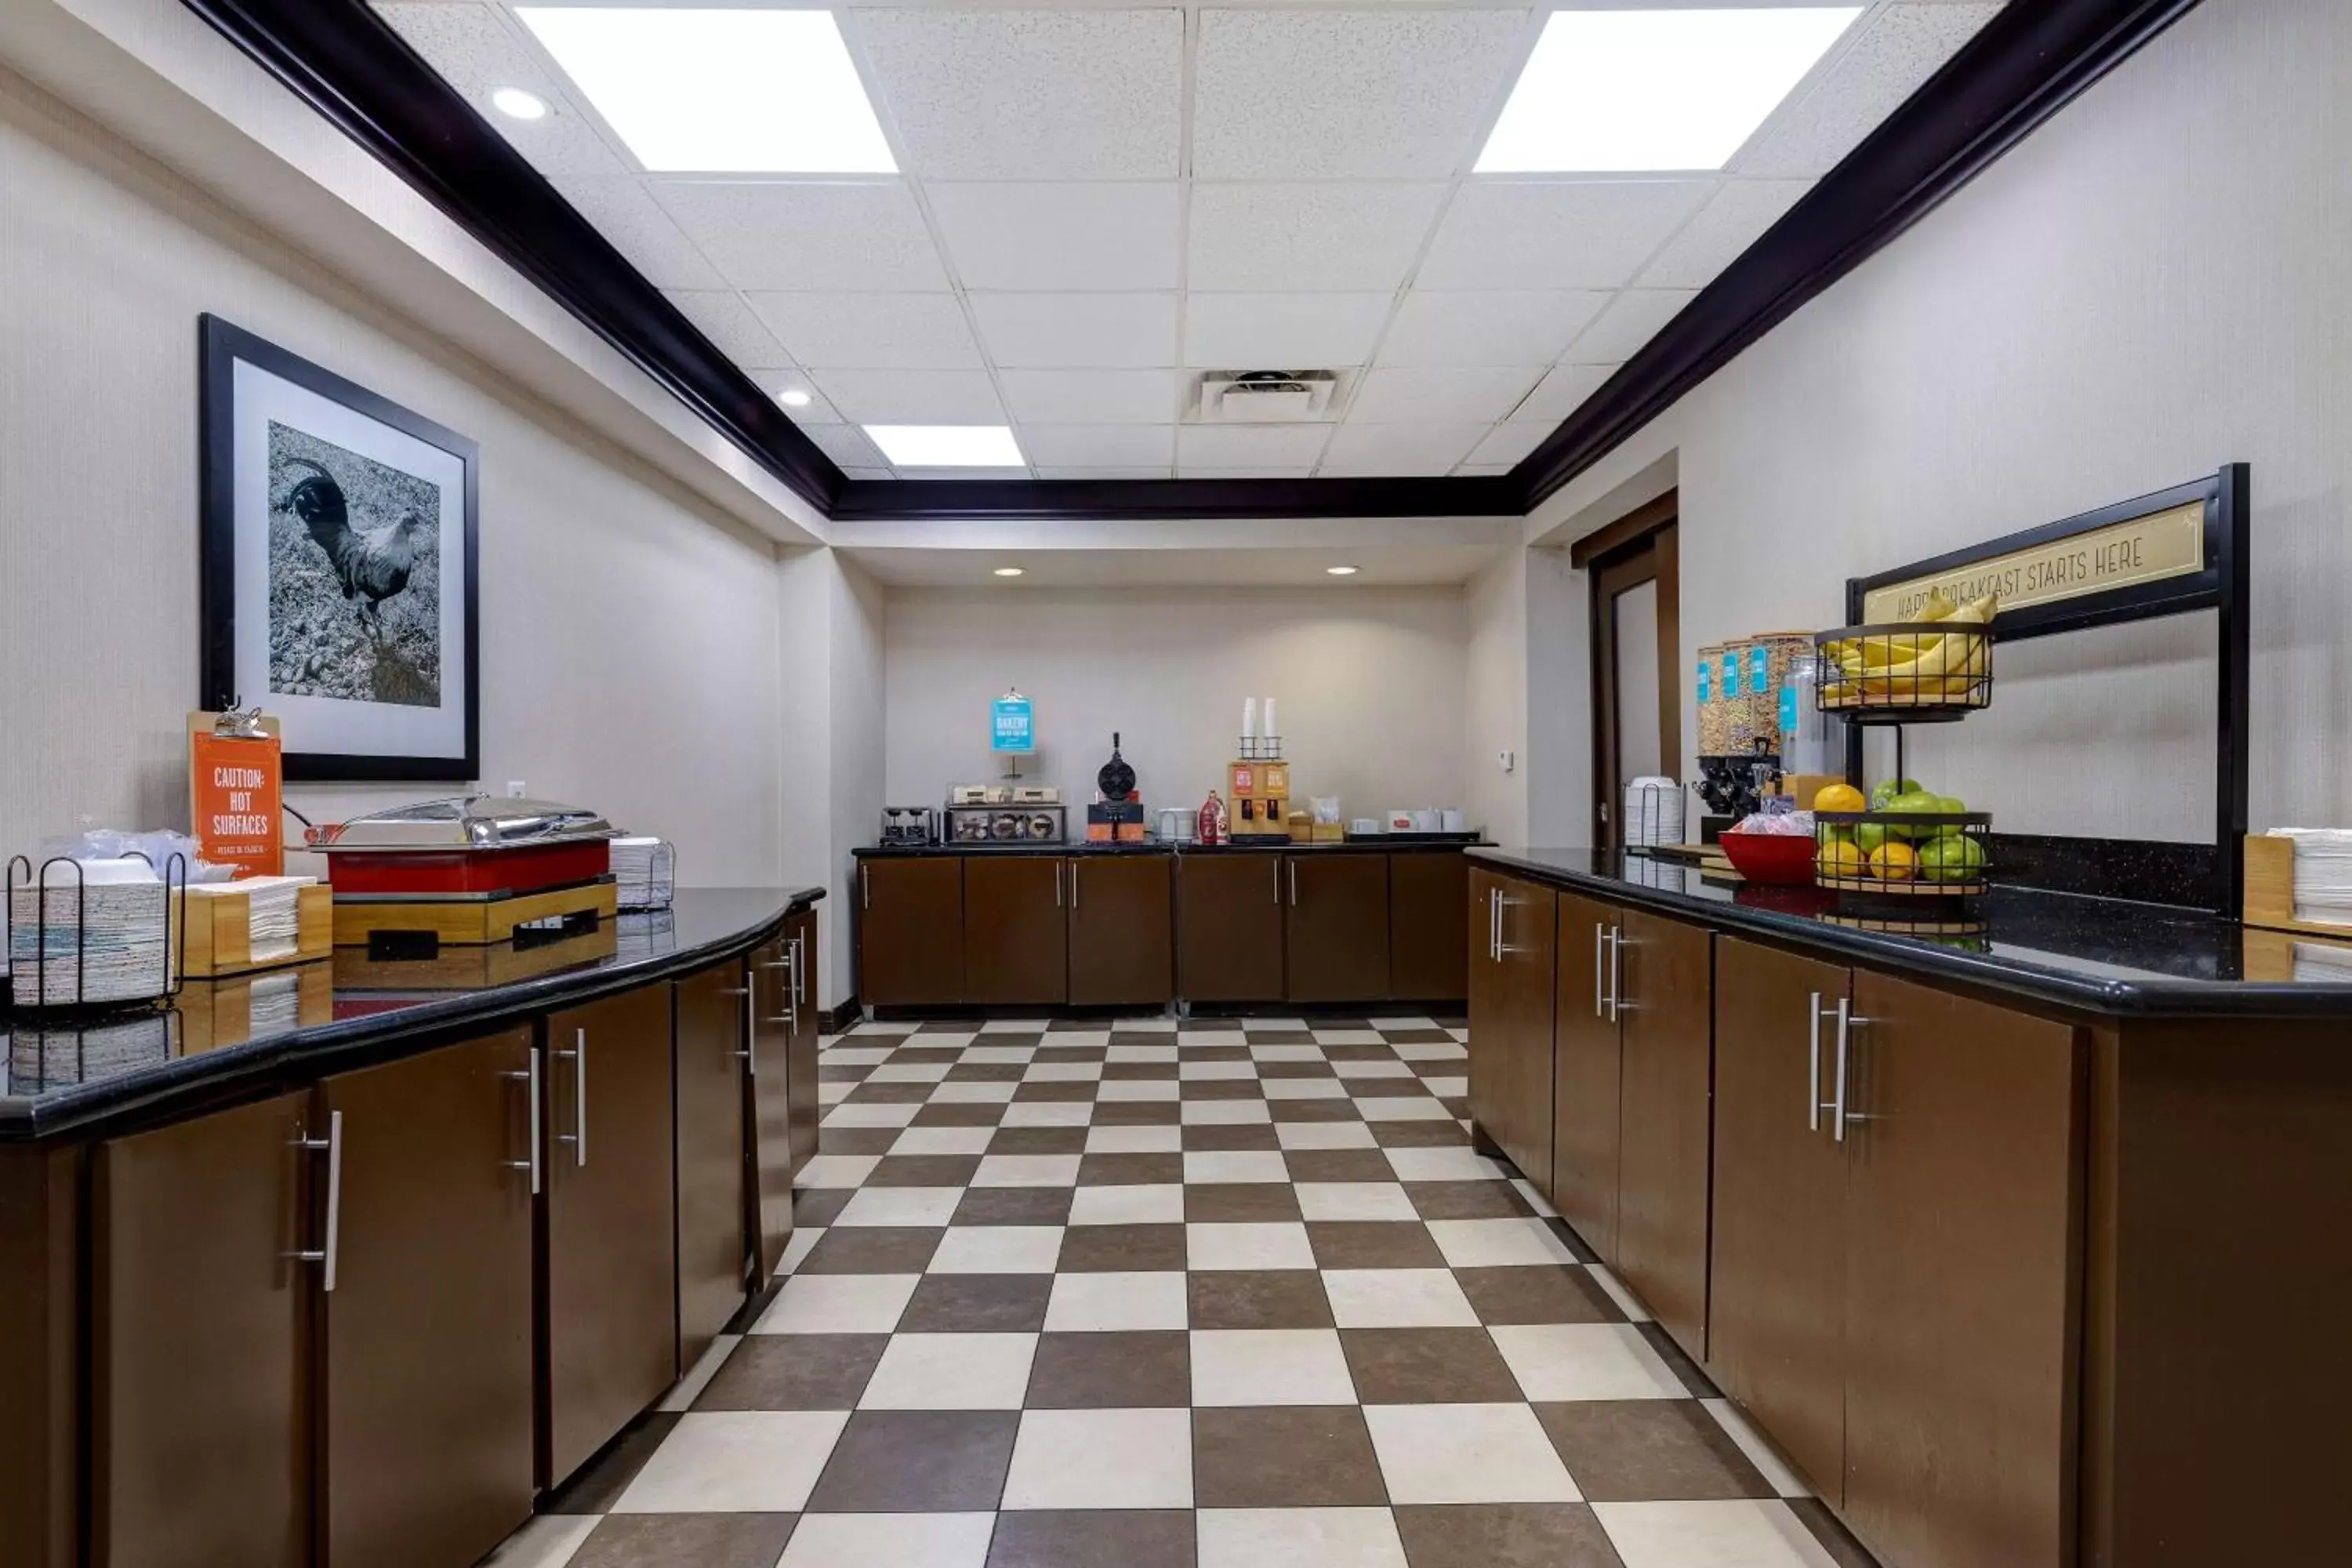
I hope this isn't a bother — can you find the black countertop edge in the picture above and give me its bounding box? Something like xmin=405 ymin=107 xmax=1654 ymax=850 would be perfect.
xmin=0 ymin=887 xmax=822 ymax=1145
xmin=1467 ymin=848 xmax=2352 ymax=1020
xmin=856 ymin=838 xmax=1488 ymax=858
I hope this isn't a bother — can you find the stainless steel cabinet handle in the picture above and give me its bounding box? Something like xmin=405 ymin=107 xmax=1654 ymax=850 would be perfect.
xmin=1489 ymin=887 xmax=1501 ymax=961
xmin=1288 ymin=860 xmax=1298 ymax=906
xmin=792 ymin=935 xmax=808 ymax=1007
xmin=1807 ymin=992 xmax=1824 ymax=1133
xmin=1831 ymin=1000 xmax=1862 ymax=1142
xmin=501 ymin=1049 xmax=543 ymax=1193
xmin=557 ymin=1026 xmax=587 ymax=1167
xmin=1071 ymin=861 xmax=1080 ymax=909
xmin=786 ymin=940 xmax=803 ymax=1035
xmin=292 ymin=1110 xmax=345 ymax=1291
xmin=861 ymin=864 xmax=870 ymax=909
xmin=1273 ymin=858 xmax=1281 ymax=906
xmin=1593 ymin=923 xmax=1606 ymax=1018
xmin=739 ymin=982 xmax=757 ymax=1073
xmin=1606 ymin=926 xmax=1624 ymax=1023
xmin=1054 ymin=861 xmax=1063 ymax=908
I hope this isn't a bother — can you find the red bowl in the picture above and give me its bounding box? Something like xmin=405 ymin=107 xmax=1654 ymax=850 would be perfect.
xmin=1717 ymin=829 xmax=1820 ymax=885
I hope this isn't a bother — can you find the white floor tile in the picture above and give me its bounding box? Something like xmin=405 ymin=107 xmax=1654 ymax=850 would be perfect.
xmin=961 ymin=1044 xmax=1038 ymax=1064
xmin=753 ymin=1274 xmax=918 ymax=1334
xmin=480 ymin=1512 xmax=598 ymax=1568
xmin=1426 ymin=1218 xmax=1577 ymax=1267
xmin=1312 ymin=1029 xmax=1389 ymax=1046
xmin=1001 ymin=1408 xmax=1194 ymax=1509
xmin=1069 ymin=1183 xmax=1185 ymax=1225
xmin=1510 ymin=1177 xmax=1559 ymax=1218
xmin=1446 ymin=1026 xmax=1470 ymax=1042
xmin=1261 ymin=1078 xmax=1348 ymax=1100
xmin=1106 ymin=1043 xmax=1178 ymax=1064
xmin=1490 ymin=1323 xmax=1687 ymax=1401
xmin=860 ymin=1332 xmax=1038 ymax=1409
xmin=1181 ymin=1099 xmax=1273 ymax=1125
xmin=1196 ymin=1508 xmax=1407 ymax=1568
xmin=1187 ymin=1221 xmax=1317 ymax=1271
xmin=795 ymin=1154 xmax=881 ymax=1189
xmin=929 ymin=1225 xmax=1065 ymax=1273
xmin=1592 ymin=1501 xmax=1842 ymax=1568
xmin=1703 ymin=1399 xmax=1813 ymax=1497
xmin=818 ymin=1082 xmax=851 ymax=1105
xmin=980 ymin=1018 xmax=1050 ymax=1033
xmin=1097 ymin=1080 xmax=1181 ymax=1102
xmin=1242 ymin=1018 xmax=1308 ymax=1032
xmin=1330 ymin=1058 xmax=1414 ymax=1078
xmin=931 ymin=1080 xmax=1018 ymax=1104
xmin=1112 ymin=1016 xmax=1178 ymax=1031
xmin=822 ymin=1102 xmax=922 ymax=1128
xmin=1295 ymin=1182 xmax=1417 ymax=1221
xmin=909 ymin=1032 xmax=977 ymax=1051
xmin=1025 ymin=1060 xmax=1105 ymax=1082
xmin=1191 ymin=1328 xmax=1358 ymax=1405
xmin=658 ymin=1333 xmax=741 ymax=1412
xmin=1369 ymin=1016 xmax=1437 ymax=1029
xmin=1000 ymin=1101 xmax=1097 ymax=1127
xmin=778 ymin=1228 xmax=823 ymax=1275
xmin=869 ymin=1061 xmax=951 ymax=1083
xmin=1250 ymin=1044 xmax=1325 ymax=1062
xmin=1392 ymin=1041 xmax=1470 ymax=1062
xmin=780 ymin=1512 xmax=996 ymax=1568
xmin=834 ymin=1186 xmax=964 ymax=1228
xmin=1086 ymin=1124 xmax=1182 ymax=1153
xmin=1179 ymin=1058 xmax=1259 ymax=1080
xmin=974 ymin=1154 xmax=1083 ymax=1187
xmin=610 ymin=1410 xmax=848 ymax=1512
xmin=1356 ymin=1097 xmax=1452 ymax=1123
xmin=821 ymin=1046 xmax=891 ymax=1065
xmin=1588 ymin=1264 xmax=1652 ymax=1321
xmin=1423 ymin=1076 xmax=1469 ymax=1098
xmin=1322 ymin=1269 xmax=1479 ymax=1328
xmin=1044 ymin=1270 xmax=1190 ymax=1331
xmin=891 ymin=1126 xmax=996 ymax=1156
xmin=1277 ymin=1121 xmax=1378 ymax=1150
xmin=1363 ymin=1402 xmax=1581 ymax=1504
xmin=853 ymin=1020 xmax=920 ymax=1035
xmin=1184 ymin=1149 xmax=1289 ymax=1184
xmin=1040 ymin=1029 xmax=1111 ymax=1050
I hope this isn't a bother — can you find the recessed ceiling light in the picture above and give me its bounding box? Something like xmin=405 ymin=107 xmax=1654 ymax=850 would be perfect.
xmin=1327 ymin=565 xmax=1360 ymax=576
xmin=1476 ymin=8 xmax=1862 ymax=174
xmin=490 ymin=87 xmax=548 ymax=122
xmin=777 ymin=389 xmax=812 ymax=409
xmin=993 ymin=567 xmax=1025 ymax=578
xmin=515 ymin=8 xmax=895 ymax=173
xmin=864 ymin=426 xmax=1026 ymax=469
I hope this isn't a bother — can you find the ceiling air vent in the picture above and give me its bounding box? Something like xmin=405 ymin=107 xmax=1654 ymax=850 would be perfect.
xmin=1192 ymin=370 xmax=1341 ymax=423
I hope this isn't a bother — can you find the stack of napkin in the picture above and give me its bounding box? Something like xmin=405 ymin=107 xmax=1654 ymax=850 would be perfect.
xmin=2269 ymin=829 xmax=2352 ymax=927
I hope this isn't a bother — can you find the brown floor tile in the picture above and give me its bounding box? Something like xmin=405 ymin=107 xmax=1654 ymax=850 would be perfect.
xmin=898 ymin=1273 xmax=1054 ymax=1332
xmin=1046 ymin=1019 xmax=1109 ymax=1033
xmin=1341 ymin=1327 xmax=1523 ymax=1403
xmin=1455 ymin=1265 xmax=1622 ymax=1326
xmin=846 ymin=1080 xmax=937 ymax=1103
xmin=1181 ymin=1122 xmax=1280 ymax=1152
xmin=818 ymin=1127 xmax=903 ymax=1156
xmin=795 ymin=1189 xmax=855 ymax=1228
xmin=866 ymin=1155 xmax=983 ymax=1188
xmin=1635 ymin=1322 xmax=1716 ymax=1396
xmin=947 ymin=1061 xmax=1029 ymax=1081
xmin=1406 ymin=1180 xmax=1535 ymax=1220
xmin=1014 ymin=1080 xmax=1100 ymax=1102
xmin=913 ymin=1020 xmax=984 ymax=1033
xmin=1392 ymin=1503 xmax=1624 ymax=1567
xmin=1023 ymin=1331 xmax=1190 ymax=1408
xmin=1108 ymin=1030 xmax=1182 ymax=1050
xmin=1374 ymin=1120 xmax=1472 ymax=1147
xmin=1076 ymin=1152 xmax=1183 ymax=1186
xmin=1102 ymin=1060 xmax=1179 ymax=1080
xmin=1254 ymin=1058 xmax=1338 ymax=1079
xmin=1056 ymin=1223 xmax=1188 ymax=1272
xmin=805 ymin=1410 xmax=1018 ymax=1511
xmin=796 ymin=1228 xmax=943 ymax=1275
xmin=1187 ymin=1269 xmax=1334 ymax=1329
xmin=1178 ymin=1078 xmax=1265 ymax=1101
xmin=913 ymin=1102 xmax=1012 ymax=1127
xmin=1344 ymin=1076 xmax=1429 ymax=1098
xmin=1534 ymin=1400 xmax=1772 ymax=1502
xmin=1033 ymin=1044 xmax=1109 ymax=1062
xmin=894 ymin=1044 xmax=967 ymax=1063
xmin=695 ymin=1335 xmax=886 ymax=1410
xmin=1091 ymin=1100 xmax=1181 ymax=1127
xmin=1323 ymin=1044 xmax=1400 ymax=1062
xmin=540 ymin=1413 xmax=678 ymax=1512
xmin=1245 ymin=1029 xmax=1316 ymax=1044
xmin=1180 ymin=1043 xmax=1253 ymax=1061
xmin=989 ymin=1126 xmax=1089 ymax=1156
xmin=1281 ymin=1148 xmax=1396 ymax=1183
xmin=1267 ymin=1098 xmax=1366 ymax=1123
xmin=968 ymin=1031 xmax=1043 ymax=1047
xmin=1192 ymin=1406 xmax=1388 ymax=1507
xmin=1307 ymin=1221 xmax=1444 ymax=1268
xmin=571 ymin=1513 xmax=800 ymax=1568
xmin=1185 ymin=1183 xmax=1304 ymax=1223
xmin=953 ymin=1188 xmax=1074 ymax=1227
xmin=818 ymin=1063 xmax=871 ymax=1082
xmin=985 ymin=1508 xmax=1196 ymax=1568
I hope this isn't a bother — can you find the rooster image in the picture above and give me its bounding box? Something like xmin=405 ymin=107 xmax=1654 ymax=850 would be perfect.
xmin=280 ymin=458 xmax=432 ymax=631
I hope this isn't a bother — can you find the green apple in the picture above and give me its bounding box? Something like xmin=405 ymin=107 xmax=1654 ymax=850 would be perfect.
xmin=1868 ymin=777 xmax=1925 ymax=811
xmin=1929 ymin=795 xmax=1969 ymax=840
xmin=1882 ymin=789 xmax=1941 ymax=839
xmin=1853 ymin=822 xmax=1888 ymax=855
xmin=1917 ymin=833 xmax=1986 ymax=883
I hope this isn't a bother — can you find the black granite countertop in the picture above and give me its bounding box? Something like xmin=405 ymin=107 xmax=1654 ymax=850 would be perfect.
xmin=1471 ymin=848 xmax=2352 ymax=1019
xmin=1 ymin=887 xmax=822 ymax=1143
xmin=856 ymin=837 xmax=1485 ymax=857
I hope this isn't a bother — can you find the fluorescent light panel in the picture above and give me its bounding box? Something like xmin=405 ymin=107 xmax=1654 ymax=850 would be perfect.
xmin=515 ymin=7 xmax=894 ymax=173
xmin=1477 ymin=8 xmax=1862 ymax=174
xmin=865 ymin=426 xmax=1026 ymax=468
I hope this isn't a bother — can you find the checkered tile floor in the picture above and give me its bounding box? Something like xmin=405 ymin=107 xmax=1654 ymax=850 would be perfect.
xmin=484 ymin=1018 xmax=1876 ymax=1568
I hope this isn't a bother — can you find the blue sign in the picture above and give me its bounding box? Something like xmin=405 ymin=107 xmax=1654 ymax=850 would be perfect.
xmin=991 ymin=694 xmax=1034 ymax=753
xmin=1779 ymin=683 xmax=1799 ymax=737
xmin=1747 ymin=645 xmax=1771 ymax=695
xmin=1695 ymin=659 xmax=1711 ymax=704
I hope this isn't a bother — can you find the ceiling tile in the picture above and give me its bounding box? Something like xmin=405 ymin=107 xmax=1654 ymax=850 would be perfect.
xmin=1468 ymin=419 xmax=1558 ymax=467
xmin=376 ymin=2 xmax=630 ymax=186
xmin=926 ymin=183 xmax=1182 ymax=292
xmin=660 ymin=290 xmax=793 ymax=368
xmin=968 ymin=294 xmax=1178 ymax=369
xmin=1416 ymin=180 xmax=1712 ymax=290
xmin=1192 ymin=10 xmax=1530 ymax=179
xmin=798 ymin=423 xmax=887 ymax=468
xmin=1737 ymin=4 xmax=2006 ymax=178
xmin=746 ymin=292 xmax=981 ymax=368
xmin=1178 ymin=466 xmax=1316 ymax=480
xmin=1176 ymin=425 xmax=1334 ymax=472
xmin=808 ymin=368 xmax=1004 ymax=424
xmin=1319 ymin=423 xmax=1490 ymax=476
xmin=1512 ymin=362 xmax=1620 ymax=423
xmin=763 ymin=372 xmax=845 ymax=424
xmin=1639 ymin=180 xmax=1813 ymax=289
xmin=554 ymin=176 xmax=725 ymax=290
xmin=899 ymin=466 xmax=1036 ymax=480
xmin=1565 ymin=291 xmax=1699 ymax=364
xmin=1035 ymin=466 xmax=1174 ymax=481
xmin=997 ymin=368 xmax=1178 ymax=425
xmin=1346 ymin=366 xmax=1541 ymax=424
xmin=1014 ymin=425 xmax=1178 ymax=467
xmin=649 ymin=180 xmax=947 ymax=291
xmin=1454 ymin=463 xmax=1515 ymax=477
xmin=1187 ymin=183 xmax=1450 ymax=292
xmin=1184 ymin=294 xmax=1392 ymax=369
xmin=1376 ymin=291 xmax=1611 ymax=368
xmin=851 ymin=9 xmax=1184 ymax=180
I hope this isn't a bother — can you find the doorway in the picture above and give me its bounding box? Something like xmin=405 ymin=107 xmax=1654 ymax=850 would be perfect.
xmin=1574 ymin=493 xmax=1680 ymax=851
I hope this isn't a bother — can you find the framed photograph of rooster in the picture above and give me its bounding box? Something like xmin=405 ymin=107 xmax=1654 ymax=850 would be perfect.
xmin=199 ymin=316 xmax=480 ymax=781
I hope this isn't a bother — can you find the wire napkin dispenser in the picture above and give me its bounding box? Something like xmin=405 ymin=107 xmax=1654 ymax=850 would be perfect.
xmin=5 ymin=852 xmax=190 ymax=1013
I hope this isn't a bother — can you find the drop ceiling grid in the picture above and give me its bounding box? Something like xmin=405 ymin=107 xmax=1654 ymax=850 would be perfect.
xmin=375 ymin=0 xmax=2005 ymax=482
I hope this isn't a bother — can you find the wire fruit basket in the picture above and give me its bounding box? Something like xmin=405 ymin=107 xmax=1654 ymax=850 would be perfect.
xmin=1813 ymin=810 xmax=1991 ymax=898
xmin=1813 ymin=622 xmax=1992 ymax=720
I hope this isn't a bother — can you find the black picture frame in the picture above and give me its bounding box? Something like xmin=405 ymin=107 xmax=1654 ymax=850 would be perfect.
xmin=199 ymin=314 xmax=481 ymax=782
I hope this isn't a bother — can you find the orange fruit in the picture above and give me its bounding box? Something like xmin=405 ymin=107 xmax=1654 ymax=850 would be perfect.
xmin=1812 ymin=783 xmax=1866 ymax=813
xmin=1868 ymin=842 xmax=1918 ymax=881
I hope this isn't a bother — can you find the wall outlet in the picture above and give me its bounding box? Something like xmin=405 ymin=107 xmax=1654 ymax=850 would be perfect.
xmin=505 ymin=780 xmax=528 ymax=798
xmin=1497 ymin=750 xmax=1516 ymax=775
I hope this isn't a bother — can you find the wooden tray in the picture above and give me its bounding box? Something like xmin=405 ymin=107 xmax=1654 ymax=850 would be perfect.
xmin=183 ymin=881 xmax=333 ymax=978
xmin=331 ymin=919 xmax=619 ymax=989
xmin=2241 ymin=834 xmax=2352 ymax=940
xmin=332 ymin=880 xmax=618 ymax=947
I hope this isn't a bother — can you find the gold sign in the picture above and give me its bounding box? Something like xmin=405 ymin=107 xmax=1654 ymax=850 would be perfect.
xmin=1860 ymin=500 xmax=2207 ymax=622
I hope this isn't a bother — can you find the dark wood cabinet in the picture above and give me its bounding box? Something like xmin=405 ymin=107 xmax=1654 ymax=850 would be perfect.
xmin=1468 ymin=870 xmax=1556 ymax=1186
xmin=1067 ymin=855 xmax=1173 ymax=1006
xmin=964 ymin=856 xmax=1068 ymax=1006
xmin=543 ymin=986 xmax=677 ymax=1486
xmin=747 ymin=910 xmax=823 ymax=1286
xmin=1389 ymin=851 xmax=1469 ymax=1001
xmin=1612 ymin=910 xmax=1714 ymax=1359
xmin=1551 ymin=892 xmax=1623 ymax=1261
xmin=1708 ymin=936 xmax=1850 ymax=1501
xmin=1178 ymin=853 xmax=1287 ymax=1002
xmin=1285 ymin=852 xmax=1391 ymax=1003
xmin=859 ymin=856 xmax=963 ymax=1006
xmin=93 ymin=1091 xmax=311 ymax=1568
xmin=674 ymin=961 xmax=749 ymax=1370
xmin=782 ymin=907 xmax=821 ymax=1172
xmin=321 ymin=1029 xmax=535 ymax=1568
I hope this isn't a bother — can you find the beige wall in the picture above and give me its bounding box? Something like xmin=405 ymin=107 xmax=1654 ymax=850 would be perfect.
xmin=884 ymin=586 xmax=1472 ymax=829
xmin=777 ymin=546 xmax=887 ymax=1007
xmin=0 ymin=64 xmax=787 ymax=885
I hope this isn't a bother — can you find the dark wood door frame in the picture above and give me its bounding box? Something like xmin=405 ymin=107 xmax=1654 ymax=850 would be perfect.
xmin=1581 ymin=492 xmax=1680 ymax=849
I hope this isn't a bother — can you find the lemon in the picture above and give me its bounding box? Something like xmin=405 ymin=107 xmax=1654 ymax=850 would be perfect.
xmin=1812 ymin=783 xmax=1866 ymax=813
xmin=1817 ymin=839 xmax=1865 ymax=879
xmin=1869 ymin=842 xmax=1918 ymax=880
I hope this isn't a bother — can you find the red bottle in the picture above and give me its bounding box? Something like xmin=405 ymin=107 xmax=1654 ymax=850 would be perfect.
xmin=1197 ymin=790 xmax=1227 ymax=846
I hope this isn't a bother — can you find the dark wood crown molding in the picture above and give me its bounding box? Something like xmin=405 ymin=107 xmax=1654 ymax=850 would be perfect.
xmin=180 ymin=0 xmax=2201 ymax=526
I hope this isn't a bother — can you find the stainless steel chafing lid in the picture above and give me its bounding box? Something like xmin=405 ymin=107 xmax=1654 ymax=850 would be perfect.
xmin=309 ymin=796 xmax=619 ymax=851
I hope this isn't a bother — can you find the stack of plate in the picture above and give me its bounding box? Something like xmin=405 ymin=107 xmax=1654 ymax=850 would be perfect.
xmin=612 ymin=837 xmax=675 ymax=911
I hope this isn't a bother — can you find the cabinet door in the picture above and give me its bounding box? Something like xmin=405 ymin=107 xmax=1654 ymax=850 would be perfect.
xmin=1495 ymin=877 xmax=1558 ymax=1186
xmin=323 ymin=1029 xmax=535 ymax=1568
xmin=784 ymin=909 xmax=822 ymax=1172
xmin=544 ymin=985 xmax=679 ymax=1485
xmin=963 ymin=856 xmax=1069 ymax=1006
xmin=859 ymin=857 xmax=964 ymax=1006
xmin=1285 ymin=854 xmax=1391 ymax=1003
xmin=1466 ymin=869 xmax=1509 ymax=1156
xmin=1178 ymin=853 xmax=1287 ymax=1003
xmin=1708 ymin=936 xmax=1849 ymax=1502
xmin=748 ymin=932 xmax=797 ymax=1284
xmin=93 ymin=1092 xmax=311 ymax=1568
xmin=1841 ymin=974 xmax=2082 ymax=1568
xmin=1551 ymin=893 xmax=1623 ymax=1261
xmin=1389 ymin=851 xmax=1469 ymax=1002
xmin=1067 ymin=855 xmax=1173 ymax=1007
xmin=1613 ymin=911 xmax=1715 ymax=1359
xmin=675 ymin=962 xmax=749 ymax=1370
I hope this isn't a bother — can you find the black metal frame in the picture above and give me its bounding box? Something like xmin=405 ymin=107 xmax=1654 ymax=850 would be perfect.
xmin=1839 ymin=463 xmax=2250 ymax=914
xmin=199 ymin=314 xmax=483 ymax=782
